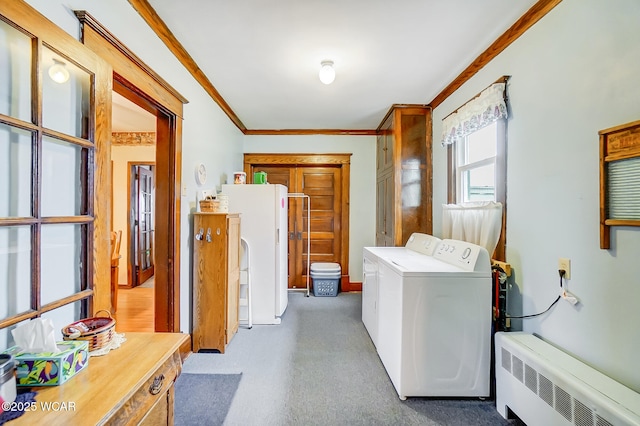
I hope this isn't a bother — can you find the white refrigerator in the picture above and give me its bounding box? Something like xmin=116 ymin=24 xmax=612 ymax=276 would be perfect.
xmin=221 ymin=184 xmax=288 ymax=324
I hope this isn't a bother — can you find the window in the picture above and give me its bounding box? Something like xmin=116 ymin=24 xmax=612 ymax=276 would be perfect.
xmin=457 ymin=121 xmax=498 ymax=203
xmin=448 ymin=119 xmax=506 ymax=259
xmin=443 ymin=79 xmax=508 ymax=260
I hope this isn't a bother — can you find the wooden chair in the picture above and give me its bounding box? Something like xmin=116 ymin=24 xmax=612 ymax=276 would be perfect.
xmin=110 ymin=230 xmax=122 ymax=313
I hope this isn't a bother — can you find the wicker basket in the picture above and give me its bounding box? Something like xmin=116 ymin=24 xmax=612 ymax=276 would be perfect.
xmin=61 ymin=310 xmax=115 ymax=352
xmin=199 ymin=199 xmax=220 ymax=212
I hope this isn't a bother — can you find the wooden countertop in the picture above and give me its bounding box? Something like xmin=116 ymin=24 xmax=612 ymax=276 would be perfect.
xmin=10 ymin=332 xmax=190 ymax=426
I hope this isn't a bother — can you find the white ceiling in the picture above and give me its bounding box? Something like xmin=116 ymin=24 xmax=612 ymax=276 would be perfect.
xmin=135 ymin=0 xmax=539 ymax=131
xmin=112 ymin=91 xmax=156 ymax=132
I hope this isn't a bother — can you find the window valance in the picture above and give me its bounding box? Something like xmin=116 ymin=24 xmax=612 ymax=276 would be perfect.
xmin=441 ymin=81 xmax=508 ymax=146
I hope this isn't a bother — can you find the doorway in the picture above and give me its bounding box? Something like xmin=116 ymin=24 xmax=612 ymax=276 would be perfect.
xmin=243 ymin=153 xmax=354 ymax=291
xmin=111 ymin=79 xmax=177 ymax=332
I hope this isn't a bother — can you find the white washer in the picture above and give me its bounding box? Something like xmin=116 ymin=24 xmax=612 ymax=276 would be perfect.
xmin=362 ymin=233 xmax=441 ymax=347
xmin=376 ymin=238 xmax=492 ymax=400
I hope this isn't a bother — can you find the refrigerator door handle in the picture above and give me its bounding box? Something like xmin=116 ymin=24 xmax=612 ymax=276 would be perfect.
xmin=276 ymin=228 xmax=280 ymax=245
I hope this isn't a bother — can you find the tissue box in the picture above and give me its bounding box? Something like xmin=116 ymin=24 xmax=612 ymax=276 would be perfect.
xmin=2 ymin=341 xmax=89 ymax=386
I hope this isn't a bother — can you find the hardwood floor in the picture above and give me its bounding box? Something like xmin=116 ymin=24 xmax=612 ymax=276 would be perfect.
xmin=114 ymin=285 xmax=155 ymax=332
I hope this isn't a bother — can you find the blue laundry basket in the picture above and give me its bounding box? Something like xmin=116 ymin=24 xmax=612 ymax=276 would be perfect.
xmin=310 ymin=262 xmax=341 ymax=297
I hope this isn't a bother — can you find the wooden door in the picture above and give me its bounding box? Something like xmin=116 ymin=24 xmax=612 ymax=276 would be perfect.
xmin=298 ymin=167 xmax=342 ymax=283
xmin=248 ymin=165 xmax=306 ymax=288
xmin=0 ymin=1 xmax=112 ymax=325
xmin=246 ymin=163 xmax=344 ymax=289
xmin=376 ymin=171 xmax=394 ymax=246
xmin=136 ymin=166 xmax=155 ymax=285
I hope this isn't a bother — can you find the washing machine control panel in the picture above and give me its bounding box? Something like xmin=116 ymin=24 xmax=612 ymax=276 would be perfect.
xmin=434 ymin=239 xmax=491 ymax=272
xmin=405 ymin=233 xmax=441 ymax=256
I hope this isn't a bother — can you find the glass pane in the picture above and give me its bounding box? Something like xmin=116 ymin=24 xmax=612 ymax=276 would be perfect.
xmin=42 ymin=136 xmax=84 ymax=216
xmin=0 ymin=124 xmax=32 ymax=218
xmin=42 ymin=46 xmax=91 ymax=139
xmin=0 ymin=19 xmax=32 ymax=122
xmin=0 ymin=226 xmax=32 ymax=319
xmin=465 ymin=121 xmax=497 ymax=164
xmin=462 ymin=163 xmax=495 ymax=203
xmin=41 ymin=224 xmax=83 ymax=305
xmin=41 ymin=300 xmax=83 ymax=341
xmin=1 ymin=323 xmax=18 ymax=349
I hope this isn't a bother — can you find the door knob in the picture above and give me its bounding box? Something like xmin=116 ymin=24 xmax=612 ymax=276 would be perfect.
xmin=195 ymin=228 xmax=204 ymax=241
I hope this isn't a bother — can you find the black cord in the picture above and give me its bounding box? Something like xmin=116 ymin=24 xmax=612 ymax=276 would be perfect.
xmin=506 ymin=269 xmax=565 ymax=320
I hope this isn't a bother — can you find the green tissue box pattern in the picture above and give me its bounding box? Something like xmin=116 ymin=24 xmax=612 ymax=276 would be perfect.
xmin=3 ymin=340 xmax=89 ymax=386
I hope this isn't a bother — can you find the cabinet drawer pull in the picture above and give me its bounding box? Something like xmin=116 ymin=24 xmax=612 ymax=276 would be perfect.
xmin=149 ymin=374 xmax=165 ymax=395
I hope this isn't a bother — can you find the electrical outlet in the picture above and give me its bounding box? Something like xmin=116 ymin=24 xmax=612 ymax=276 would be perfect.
xmin=558 ymin=258 xmax=571 ymax=280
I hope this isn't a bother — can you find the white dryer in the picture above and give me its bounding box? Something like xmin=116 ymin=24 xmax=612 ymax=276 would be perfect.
xmin=362 ymin=233 xmax=441 ymax=347
xmin=376 ymin=238 xmax=492 ymax=399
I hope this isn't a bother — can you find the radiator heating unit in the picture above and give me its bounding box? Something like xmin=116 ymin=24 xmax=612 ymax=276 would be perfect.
xmin=495 ymin=332 xmax=640 ymax=426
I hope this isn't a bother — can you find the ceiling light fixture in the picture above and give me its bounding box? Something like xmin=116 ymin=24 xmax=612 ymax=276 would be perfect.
xmin=319 ymin=60 xmax=335 ymax=85
xmin=48 ymin=59 xmax=70 ymax=84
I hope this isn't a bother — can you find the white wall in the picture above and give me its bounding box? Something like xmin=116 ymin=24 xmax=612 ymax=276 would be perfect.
xmin=432 ymin=0 xmax=640 ymax=392
xmin=244 ymin=134 xmax=377 ymax=282
xmin=26 ymin=0 xmax=245 ymax=333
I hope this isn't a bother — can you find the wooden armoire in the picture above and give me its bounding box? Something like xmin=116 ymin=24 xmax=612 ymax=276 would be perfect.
xmin=376 ymin=105 xmax=433 ymax=246
xmin=192 ymin=212 xmax=241 ymax=353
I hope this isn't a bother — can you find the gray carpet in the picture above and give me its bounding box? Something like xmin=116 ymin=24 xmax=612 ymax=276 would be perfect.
xmin=174 ymin=373 xmax=242 ymax=426
xmin=181 ymin=292 xmax=516 ymax=425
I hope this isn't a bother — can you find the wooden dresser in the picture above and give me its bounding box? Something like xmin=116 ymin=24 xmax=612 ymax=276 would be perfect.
xmin=192 ymin=213 xmax=241 ymax=353
xmin=11 ymin=332 xmax=190 ymax=425
xmin=376 ymin=104 xmax=433 ymax=246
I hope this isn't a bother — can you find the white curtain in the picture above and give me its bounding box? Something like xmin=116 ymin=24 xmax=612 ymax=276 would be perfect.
xmin=442 ymin=202 xmax=503 ymax=255
xmin=441 ymin=82 xmax=508 ymax=146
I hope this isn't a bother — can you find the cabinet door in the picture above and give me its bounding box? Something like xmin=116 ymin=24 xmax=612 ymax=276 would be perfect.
xmin=192 ymin=214 xmax=226 ymax=352
xmin=376 ymin=172 xmax=395 ymax=246
xmin=378 ymin=113 xmax=394 ymax=172
xmin=139 ymin=391 xmax=170 ymax=426
xmin=376 ymin=177 xmax=386 ymax=246
xmin=226 ymin=216 xmax=241 ymax=344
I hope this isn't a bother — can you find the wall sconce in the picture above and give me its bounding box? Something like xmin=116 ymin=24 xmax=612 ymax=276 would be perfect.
xmin=48 ymin=59 xmax=70 ymax=84
xmin=319 ymin=60 xmax=335 ymax=85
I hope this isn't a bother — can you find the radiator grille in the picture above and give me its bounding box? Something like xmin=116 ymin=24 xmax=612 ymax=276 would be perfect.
xmin=513 ymin=355 xmax=524 ymax=382
xmin=501 ymin=348 xmax=511 ymax=371
xmin=538 ymin=373 xmax=554 ymax=407
xmin=525 ymin=364 xmax=537 ymax=393
xmin=595 ymin=415 xmax=614 ymax=426
xmin=574 ymin=400 xmax=594 ymax=426
xmin=555 ymin=385 xmax=573 ymax=421
xmin=499 ymin=343 xmax=620 ymax=426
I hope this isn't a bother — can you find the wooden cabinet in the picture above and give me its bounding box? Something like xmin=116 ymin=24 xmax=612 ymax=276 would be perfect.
xmin=376 ymin=105 xmax=433 ymax=246
xmin=192 ymin=213 xmax=241 ymax=353
xmin=11 ymin=332 xmax=190 ymax=426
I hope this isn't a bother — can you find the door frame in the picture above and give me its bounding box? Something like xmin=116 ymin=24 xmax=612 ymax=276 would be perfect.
xmin=76 ymin=11 xmax=186 ymax=332
xmin=243 ymin=153 xmax=357 ymax=291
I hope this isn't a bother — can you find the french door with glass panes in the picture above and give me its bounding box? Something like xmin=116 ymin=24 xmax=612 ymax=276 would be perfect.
xmin=0 ymin=2 xmax=111 ymax=345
